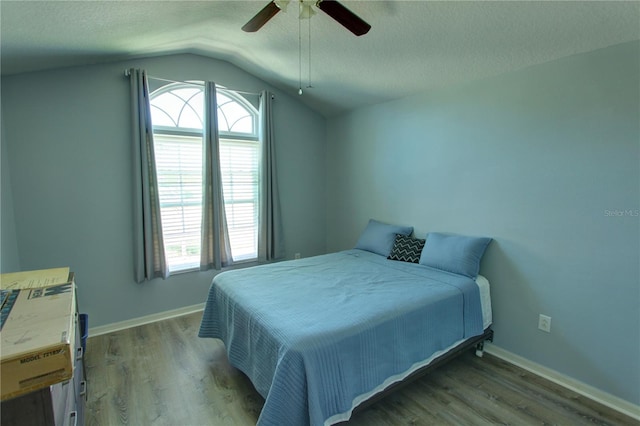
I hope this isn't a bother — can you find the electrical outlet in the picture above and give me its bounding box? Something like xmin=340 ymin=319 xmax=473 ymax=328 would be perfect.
xmin=294 ymin=253 xmax=301 ymax=259
xmin=538 ymin=314 xmax=551 ymax=333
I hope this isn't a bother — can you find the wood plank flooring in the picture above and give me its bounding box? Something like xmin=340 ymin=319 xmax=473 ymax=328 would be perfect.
xmin=85 ymin=311 xmax=638 ymax=425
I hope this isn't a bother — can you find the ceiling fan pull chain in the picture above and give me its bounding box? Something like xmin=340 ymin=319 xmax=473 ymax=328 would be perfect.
xmin=298 ymin=7 xmax=303 ymax=96
xmin=307 ymin=16 xmax=313 ymax=89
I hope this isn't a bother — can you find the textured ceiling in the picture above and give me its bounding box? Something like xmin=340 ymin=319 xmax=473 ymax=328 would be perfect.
xmin=1 ymin=1 xmax=639 ymax=116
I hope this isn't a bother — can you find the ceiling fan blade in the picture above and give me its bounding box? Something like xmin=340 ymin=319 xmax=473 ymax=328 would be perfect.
xmin=317 ymin=0 xmax=371 ymax=36
xmin=242 ymin=1 xmax=281 ymax=32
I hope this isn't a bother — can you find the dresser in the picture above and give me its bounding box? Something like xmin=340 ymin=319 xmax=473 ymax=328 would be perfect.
xmin=1 ymin=273 xmax=86 ymax=426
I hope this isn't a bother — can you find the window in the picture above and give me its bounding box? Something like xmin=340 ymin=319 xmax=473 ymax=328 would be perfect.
xmin=150 ymin=83 xmax=259 ymax=272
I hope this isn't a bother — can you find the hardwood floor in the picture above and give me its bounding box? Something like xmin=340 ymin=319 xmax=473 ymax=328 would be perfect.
xmin=85 ymin=312 xmax=637 ymax=426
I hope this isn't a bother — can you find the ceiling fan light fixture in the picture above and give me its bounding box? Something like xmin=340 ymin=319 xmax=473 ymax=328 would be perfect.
xmin=299 ymin=3 xmax=316 ymax=19
xmin=274 ymin=0 xmax=291 ymax=12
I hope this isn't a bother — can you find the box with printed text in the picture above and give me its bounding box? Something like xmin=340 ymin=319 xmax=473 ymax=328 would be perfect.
xmin=0 ymin=279 xmax=76 ymax=401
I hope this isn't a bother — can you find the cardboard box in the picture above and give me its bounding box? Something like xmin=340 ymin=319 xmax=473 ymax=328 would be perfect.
xmin=0 ymin=281 xmax=76 ymax=401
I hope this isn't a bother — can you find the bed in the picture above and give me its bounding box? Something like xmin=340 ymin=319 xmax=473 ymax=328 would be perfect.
xmin=199 ymin=225 xmax=494 ymax=426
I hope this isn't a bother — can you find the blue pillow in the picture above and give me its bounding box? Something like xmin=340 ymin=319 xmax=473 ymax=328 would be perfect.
xmin=419 ymin=232 xmax=492 ymax=278
xmin=355 ymin=219 xmax=413 ymax=257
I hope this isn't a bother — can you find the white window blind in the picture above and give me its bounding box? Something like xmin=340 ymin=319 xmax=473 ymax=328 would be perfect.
xmin=220 ymin=139 xmax=259 ymax=261
xmin=154 ymin=134 xmax=203 ymax=271
xmin=150 ymin=83 xmax=260 ymax=273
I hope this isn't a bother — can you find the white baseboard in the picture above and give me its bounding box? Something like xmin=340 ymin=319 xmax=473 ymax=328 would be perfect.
xmin=88 ymin=303 xmax=205 ymax=337
xmin=484 ymin=343 xmax=640 ymax=421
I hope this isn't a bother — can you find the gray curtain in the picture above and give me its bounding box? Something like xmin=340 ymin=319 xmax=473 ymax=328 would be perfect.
xmin=258 ymin=91 xmax=285 ymax=261
xmin=129 ymin=68 xmax=168 ymax=282
xmin=200 ymin=82 xmax=233 ymax=270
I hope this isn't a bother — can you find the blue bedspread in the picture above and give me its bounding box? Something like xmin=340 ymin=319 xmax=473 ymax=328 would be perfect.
xmin=198 ymin=249 xmax=484 ymax=425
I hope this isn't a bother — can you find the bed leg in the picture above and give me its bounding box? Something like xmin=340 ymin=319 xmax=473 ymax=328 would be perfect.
xmin=475 ymin=329 xmax=494 ymax=358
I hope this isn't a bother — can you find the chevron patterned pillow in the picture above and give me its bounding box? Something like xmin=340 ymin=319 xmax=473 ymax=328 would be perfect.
xmin=387 ymin=234 xmax=425 ymax=263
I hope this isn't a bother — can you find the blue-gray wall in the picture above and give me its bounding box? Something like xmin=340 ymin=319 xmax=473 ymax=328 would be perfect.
xmin=1 ymin=112 xmax=21 ymax=273
xmin=2 ymin=42 xmax=638 ymax=407
xmin=326 ymin=40 xmax=639 ymax=405
xmin=1 ymin=53 xmax=327 ymax=327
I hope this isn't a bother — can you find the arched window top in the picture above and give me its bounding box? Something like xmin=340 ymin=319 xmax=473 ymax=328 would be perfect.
xmin=150 ymin=82 xmax=258 ymax=136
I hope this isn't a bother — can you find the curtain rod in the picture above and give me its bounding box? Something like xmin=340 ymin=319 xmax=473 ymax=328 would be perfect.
xmin=123 ymin=69 xmax=262 ymax=97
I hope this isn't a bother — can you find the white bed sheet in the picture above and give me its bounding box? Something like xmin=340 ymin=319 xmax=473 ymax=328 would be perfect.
xmin=476 ymin=274 xmax=492 ymax=329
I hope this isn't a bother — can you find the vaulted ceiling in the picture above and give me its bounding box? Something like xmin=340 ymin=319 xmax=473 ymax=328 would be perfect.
xmin=1 ymin=1 xmax=638 ymax=116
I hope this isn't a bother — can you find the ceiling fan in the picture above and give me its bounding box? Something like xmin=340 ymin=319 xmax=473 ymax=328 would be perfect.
xmin=242 ymin=0 xmax=371 ymax=36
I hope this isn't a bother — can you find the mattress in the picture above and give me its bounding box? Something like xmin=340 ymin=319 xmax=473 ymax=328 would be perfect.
xmin=476 ymin=274 xmax=492 ymax=329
